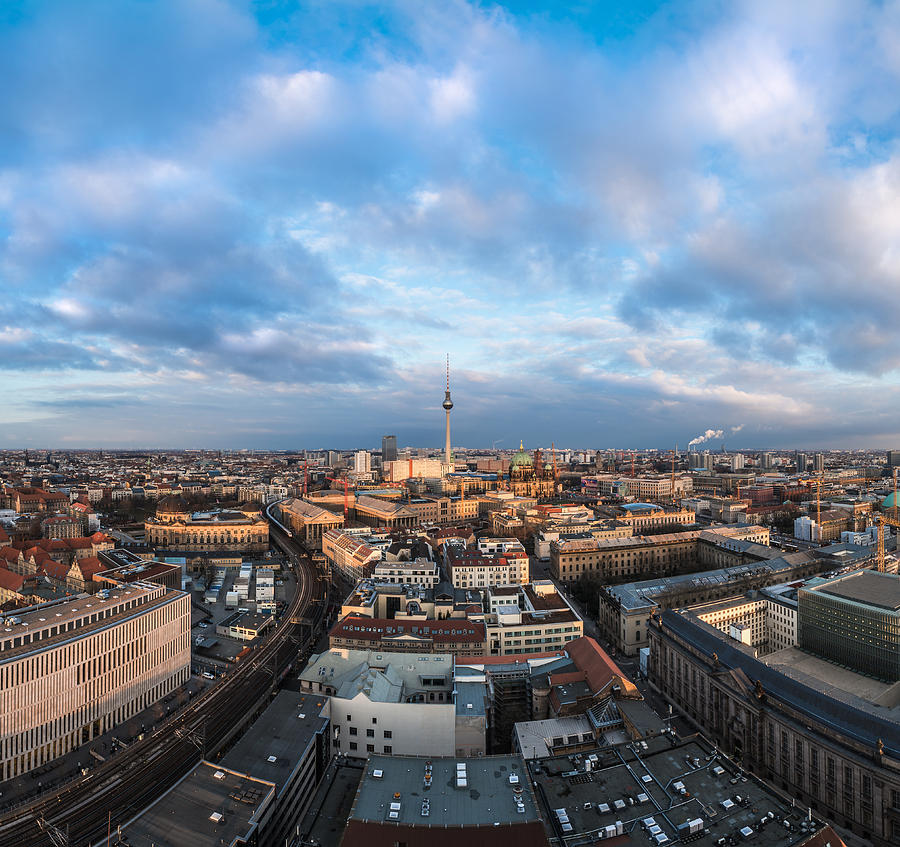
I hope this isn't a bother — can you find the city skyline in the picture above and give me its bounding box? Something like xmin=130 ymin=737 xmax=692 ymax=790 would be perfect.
xmin=4 ymin=1 xmax=900 ymax=449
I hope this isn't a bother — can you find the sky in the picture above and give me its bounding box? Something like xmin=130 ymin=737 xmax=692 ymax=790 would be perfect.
xmin=2 ymin=0 xmax=900 ymax=451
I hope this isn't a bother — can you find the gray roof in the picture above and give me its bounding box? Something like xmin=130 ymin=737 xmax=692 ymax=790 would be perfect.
xmin=221 ymin=691 xmax=328 ymax=794
xmin=814 ymin=568 xmax=900 ymax=611
xmin=122 ymin=761 xmax=275 ymax=847
xmin=349 ymin=754 xmax=539 ymax=826
xmin=454 ymin=681 xmax=489 ymax=716
xmin=605 ymin=552 xmax=818 ymax=611
xmin=660 ymin=610 xmax=900 ymax=757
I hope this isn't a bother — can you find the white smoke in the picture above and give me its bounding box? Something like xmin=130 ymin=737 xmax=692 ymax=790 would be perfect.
xmin=688 ymin=428 xmax=724 ymax=447
xmin=730 ymin=424 xmax=744 ymax=433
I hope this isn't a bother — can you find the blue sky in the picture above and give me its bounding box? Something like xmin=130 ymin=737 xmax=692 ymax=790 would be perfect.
xmin=2 ymin=0 xmax=900 ymax=451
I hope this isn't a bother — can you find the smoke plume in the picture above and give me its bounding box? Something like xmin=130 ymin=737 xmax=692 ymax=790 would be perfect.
xmin=688 ymin=428 xmax=724 ymax=447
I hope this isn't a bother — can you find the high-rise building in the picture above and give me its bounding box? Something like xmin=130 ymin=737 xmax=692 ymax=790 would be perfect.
xmin=760 ymin=451 xmax=773 ymax=469
xmin=730 ymin=453 xmax=744 ymax=471
xmin=795 ymin=451 xmax=809 ymax=472
xmin=887 ymin=450 xmax=900 ymax=468
xmin=353 ymin=450 xmax=371 ymax=474
xmin=381 ymin=434 xmax=398 ymax=462
xmin=813 ymin=453 xmax=824 ymax=473
xmin=442 ymin=354 xmax=453 ymax=466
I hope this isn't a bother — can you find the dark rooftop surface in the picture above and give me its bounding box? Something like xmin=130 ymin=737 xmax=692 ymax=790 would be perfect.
xmin=349 ymin=754 xmax=539 ymax=827
xmin=122 ymin=761 xmax=275 ymax=847
xmin=221 ymin=691 xmax=328 ymax=792
xmin=532 ymin=737 xmax=834 ymax=847
xmin=816 ymin=569 xmax=900 ymax=611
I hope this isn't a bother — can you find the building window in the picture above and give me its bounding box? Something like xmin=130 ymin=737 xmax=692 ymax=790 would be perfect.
xmin=349 ymin=726 xmax=357 ymax=736
xmin=349 ymin=742 xmax=357 ymax=751
xmin=384 ymin=745 xmax=392 ymax=754
xmin=367 ymin=744 xmax=375 ymax=752
xmin=384 ymin=730 xmax=392 ymax=739
xmin=366 ymin=728 xmax=375 ymax=738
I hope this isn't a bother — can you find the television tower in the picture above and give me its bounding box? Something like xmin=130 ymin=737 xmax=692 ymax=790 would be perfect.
xmin=442 ymin=354 xmax=453 ymax=466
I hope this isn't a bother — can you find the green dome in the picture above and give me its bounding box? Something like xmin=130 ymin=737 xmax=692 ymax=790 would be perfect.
xmin=510 ymin=440 xmax=533 ymax=467
xmin=882 ymin=492 xmax=900 ymax=509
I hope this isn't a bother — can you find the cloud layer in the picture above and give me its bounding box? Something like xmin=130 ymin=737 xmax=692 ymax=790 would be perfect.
xmin=3 ymin=0 xmax=900 ymax=449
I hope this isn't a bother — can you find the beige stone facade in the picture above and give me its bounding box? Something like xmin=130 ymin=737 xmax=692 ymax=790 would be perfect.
xmin=0 ymin=583 xmax=190 ymax=781
xmin=145 ymin=500 xmax=268 ymax=553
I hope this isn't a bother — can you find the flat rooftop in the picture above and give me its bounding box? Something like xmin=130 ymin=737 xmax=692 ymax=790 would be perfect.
xmin=816 ymin=568 xmax=900 ymax=611
xmin=122 ymin=761 xmax=275 ymax=847
xmin=349 ymin=754 xmax=539 ymax=827
xmin=532 ymin=737 xmax=834 ymax=847
xmin=221 ymin=691 xmax=329 ymax=792
xmin=764 ymin=646 xmax=900 ymax=712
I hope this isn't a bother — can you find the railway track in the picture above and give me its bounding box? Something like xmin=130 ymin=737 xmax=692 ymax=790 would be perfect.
xmin=0 ymin=523 xmax=325 ymax=847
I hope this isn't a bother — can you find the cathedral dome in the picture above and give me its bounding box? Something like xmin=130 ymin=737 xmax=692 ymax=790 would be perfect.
xmin=510 ymin=441 xmax=533 ymax=468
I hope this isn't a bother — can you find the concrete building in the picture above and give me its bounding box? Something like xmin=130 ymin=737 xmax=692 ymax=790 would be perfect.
xmin=551 ymin=530 xmax=701 ymax=583
xmin=649 ymin=610 xmax=900 ymax=846
xmin=798 ymin=569 xmax=900 ymax=682
xmin=354 ymin=450 xmax=371 ymax=474
xmin=0 ymin=582 xmax=190 ymax=781
xmin=382 ymin=458 xmax=447 ymax=482
xmin=278 ymin=497 xmax=344 ymax=549
xmin=220 ymin=690 xmax=331 ymax=847
xmin=485 ymin=583 xmax=583 ymax=657
xmin=581 ymin=474 xmax=693 ymax=500
xmin=122 ymin=761 xmax=276 ymax=847
xmin=339 ymin=754 xmax=548 ymax=847
xmin=299 ymin=648 xmax=488 ymax=758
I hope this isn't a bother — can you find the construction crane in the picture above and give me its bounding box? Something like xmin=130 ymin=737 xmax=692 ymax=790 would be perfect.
xmin=873 ymin=513 xmax=900 ymax=573
xmin=551 ymin=441 xmax=559 ymax=492
xmin=671 ymin=446 xmax=676 ymax=503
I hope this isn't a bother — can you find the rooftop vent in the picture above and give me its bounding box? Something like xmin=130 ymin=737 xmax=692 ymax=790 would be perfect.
xmin=209 ymin=812 xmax=224 ymax=824
xmin=213 ymin=771 xmax=225 ymax=780
xmin=267 ymin=755 xmax=277 ymax=763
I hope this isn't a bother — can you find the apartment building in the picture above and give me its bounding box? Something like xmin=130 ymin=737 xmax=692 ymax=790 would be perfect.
xmin=322 ymin=529 xmax=381 ymax=583
xmin=485 ymin=583 xmax=583 ymax=656
xmin=445 ymin=546 xmax=530 ymax=589
xmin=0 ymin=582 xmax=190 ymax=781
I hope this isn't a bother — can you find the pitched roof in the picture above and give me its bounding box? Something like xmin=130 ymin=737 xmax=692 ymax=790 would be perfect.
xmin=0 ymin=568 xmax=25 ymax=592
xmin=565 ymin=636 xmax=637 ymax=696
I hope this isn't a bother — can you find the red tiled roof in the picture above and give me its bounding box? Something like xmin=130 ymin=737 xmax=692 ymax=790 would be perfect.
xmin=566 ymin=636 xmax=631 ymax=694
xmin=0 ymin=547 xmax=20 ymax=565
xmin=75 ymin=556 xmax=105 ymax=577
xmin=0 ymin=568 xmax=25 ymax=592
xmin=38 ymin=560 xmax=70 ymax=580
